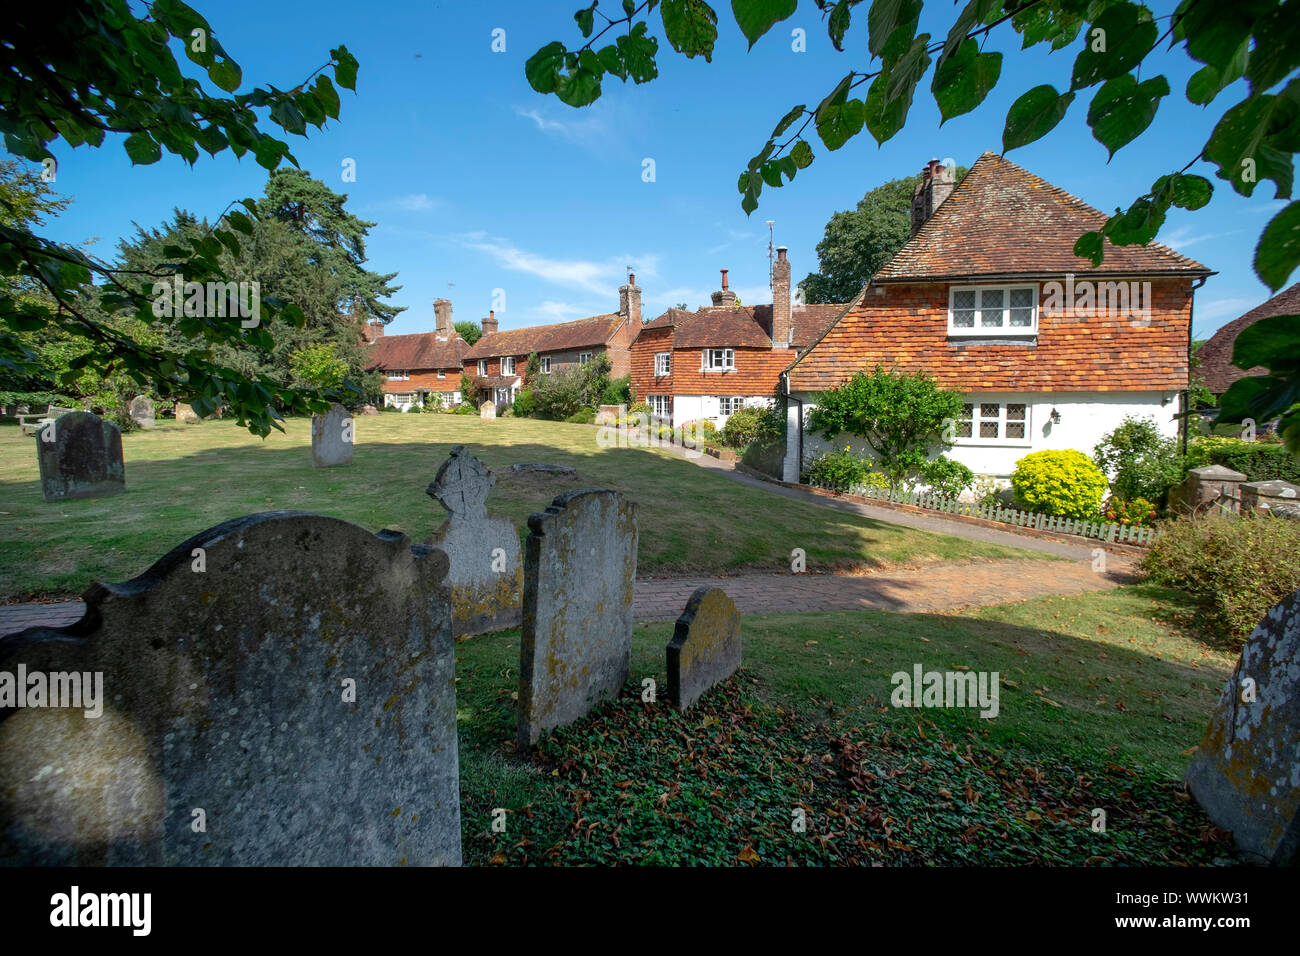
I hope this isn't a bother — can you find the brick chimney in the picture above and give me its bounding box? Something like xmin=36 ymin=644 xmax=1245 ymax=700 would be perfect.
xmin=362 ymin=320 xmax=385 ymax=343
xmin=619 ymin=273 xmax=642 ymax=325
xmin=771 ymin=247 xmax=792 ymax=348
xmin=711 ymin=268 xmax=737 ymax=308
xmin=910 ymin=158 xmax=956 ymax=236
xmin=481 ymin=309 xmax=498 ymax=336
xmin=433 ymin=298 xmax=452 ymax=339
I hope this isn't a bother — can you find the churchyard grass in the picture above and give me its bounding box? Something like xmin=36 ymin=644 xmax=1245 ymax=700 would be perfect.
xmin=456 ymin=584 xmax=1243 ymax=865
xmin=0 ymin=415 xmax=1030 ymax=601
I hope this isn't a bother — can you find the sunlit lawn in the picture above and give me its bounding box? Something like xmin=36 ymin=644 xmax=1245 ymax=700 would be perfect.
xmin=0 ymin=413 xmax=1032 ymax=600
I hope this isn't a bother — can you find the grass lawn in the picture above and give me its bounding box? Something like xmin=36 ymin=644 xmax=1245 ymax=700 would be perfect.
xmin=456 ymin=585 xmax=1241 ymax=866
xmin=0 ymin=414 xmax=1031 ymax=601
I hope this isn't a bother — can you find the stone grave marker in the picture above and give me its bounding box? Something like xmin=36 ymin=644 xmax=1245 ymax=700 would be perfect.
xmin=0 ymin=510 xmax=461 ymax=866
xmin=480 ymin=402 xmax=496 ymax=421
xmin=35 ymin=411 xmax=125 ymax=502
xmin=311 ymin=403 xmax=354 ymax=467
xmin=667 ymin=587 xmax=742 ymax=711
xmin=517 ymin=489 xmax=638 ymax=748
xmin=426 ymin=446 xmax=522 ymax=636
xmin=127 ymin=396 xmax=154 ymax=428
xmin=174 ymin=402 xmax=201 ymax=424
xmin=1186 ymin=587 xmax=1300 ymax=864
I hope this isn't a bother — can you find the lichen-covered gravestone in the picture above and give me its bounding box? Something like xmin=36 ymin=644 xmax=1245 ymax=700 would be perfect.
xmin=311 ymin=403 xmax=354 ymax=467
xmin=173 ymin=402 xmax=200 ymax=424
xmin=127 ymin=396 xmax=154 ymax=428
xmin=426 ymin=446 xmax=522 ymax=635
xmin=1185 ymin=587 xmax=1300 ymax=864
xmin=517 ymin=489 xmax=638 ymax=748
xmin=667 ymin=587 xmax=742 ymax=711
xmin=480 ymin=402 xmax=496 ymax=421
xmin=35 ymin=411 xmax=125 ymax=502
xmin=0 ymin=511 xmax=461 ymax=866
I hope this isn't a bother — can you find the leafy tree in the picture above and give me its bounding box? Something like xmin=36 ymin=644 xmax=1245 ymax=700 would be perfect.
xmin=455 ymin=320 xmax=483 ymax=345
xmin=530 ymin=0 xmax=1300 ymax=451
xmin=289 ymin=342 xmax=348 ymax=390
xmin=800 ymin=169 xmax=966 ymax=303
xmin=525 ymin=351 xmax=542 ymax=380
xmin=0 ymin=0 xmax=360 ymax=435
xmin=1092 ymin=415 xmax=1186 ymax=505
xmin=806 ymin=366 xmax=964 ymax=488
xmin=1218 ymin=315 xmax=1300 ymax=453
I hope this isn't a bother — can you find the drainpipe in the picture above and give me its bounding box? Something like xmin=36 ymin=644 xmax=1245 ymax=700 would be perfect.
xmin=781 ymin=371 xmax=803 ymax=480
xmin=1184 ymin=275 xmax=1208 ymax=456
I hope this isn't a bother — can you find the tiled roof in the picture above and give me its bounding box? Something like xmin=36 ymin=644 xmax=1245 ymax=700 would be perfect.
xmin=463 ymin=313 xmax=624 ymax=359
xmin=1196 ymin=282 xmax=1300 ymax=394
xmin=790 ymin=304 xmax=848 ymax=349
xmin=875 ymin=151 xmax=1213 ymax=282
xmin=469 ymin=375 xmax=519 ymax=389
xmin=365 ymin=332 xmax=467 ymax=371
xmin=640 ymin=301 xmax=846 ymax=350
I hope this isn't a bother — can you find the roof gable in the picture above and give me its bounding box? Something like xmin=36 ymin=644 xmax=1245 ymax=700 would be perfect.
xmin=875 ymin=151 xmax=1212 ymax=281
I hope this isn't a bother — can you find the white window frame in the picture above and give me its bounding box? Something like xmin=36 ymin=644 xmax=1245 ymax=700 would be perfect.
xmin=718 ymin=396 xmax=743 ymax=416
xmin=953 ymin=399 xmax=1032 ymax=447
xmin=648 ymin=394 xmax=670 ymax=420
xmin=477 ymin=359 xmax=488 ymax=376
xmin=654 ymin=352 xmax=671 ymax=376
xmin=540 ymin=356 xmax=552 ymax=374
xmin=701 ymin=348 xmax=735 ymax=371
xmin=579 ymin=351 xmax=594 ymax=365
xmin=386 ymin=369 xmax=409 ymax=381
xmin=501 ymin=356 xmax=516 ymax=376
xmin=437 ymin=370 xmax=445 ymax=379
xmin=948 ymin=283 xmax=1038 ymax=337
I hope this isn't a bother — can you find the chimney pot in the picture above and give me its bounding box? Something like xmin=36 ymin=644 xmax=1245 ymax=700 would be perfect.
xmin=721 ymin=268 xmax=729 ymax=291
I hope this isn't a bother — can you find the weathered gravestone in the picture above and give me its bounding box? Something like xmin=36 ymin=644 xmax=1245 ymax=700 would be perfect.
xmin=173 ymin=402 xmax=200 ymax=424
xmin=1185 ymin=587 xmax=1300 ymax=864
xmin=426 ymin=446 xmax=522 ymax=636
xmin=311 ymin=403 xmax=354 ymax=467
xmin=127 ymin=396 xmax=154 ymax=428
xmin=667 ymin=587 xmax=742 ymax=712
xmin=35 ymin=411 xmax=125 ymax=502
xmin=517 ymin=489 xmax=638 ymax=748
xmin=0 ymin=510 xmax=461 ymax=866
xmin=479 ymin=402 xmax=496 ymax=421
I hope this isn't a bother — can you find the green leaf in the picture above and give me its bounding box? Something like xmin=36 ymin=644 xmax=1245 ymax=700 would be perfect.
xmin=1002 ymin=85 xmax=1075 ymax=152
xmin=1246 ymin=0 xmax=1300 ymax=94
xmin=270 ymin=98 xmax=306 ymax=136
xmin=790 ymin=139 xmax=813 ymax=168
xmin=575 ymin=3 xmax=597 ymax=38
xmin=827 ymin=0 xmax=852 ymax=51
xmin=943 ymin=0 xmax=999 ymax=61
xmin=661 ymin=0 xmax=719 ymax=61
xmin=208 ymin=58 xmax=242 ymax=93
xmin=1086 ymin=74 xmax=1169 ymax=158
xmin=597 ymin=44 xmax=628 ymax=80
xmin=868 ymin=0 xmax=922 ymax=59
xmin=1069 ymin=2 xmax=1157 ymax=91
xmin=1174 ymin=0 xmax=1272 ymax=75
xmin=313 ymin=75 xmax=341 ymax=119
xmin=1232 ymin=313 xmax=1300 ymax=370
xmin=124 ymin=133 xmax=162 ymax=165
xmin=771 ymin=103 xmax=806 ymax=138
xmin=226 ymin=210 xmax=255 ymax=235
xmin=1186 ymin=38 xmax=1249 ymax=105
xmin=526 ymin=42 xmax=568 ymax=94
xmin=332 ymin=45 xmax=359 ymax=91
xmin=616 ymin=23 xmax=659 ymax=84
xmin=1203 ymin=86 xmax=1300 ymax=199
xmin=1073 ymin=231 xmax=1105 ymax=266
xmin=932 ymin=37 xmax=1002 ymax=123
xmin=1254 ymin=201 xmax=1300 ymax=290
xmin=731 ymin=0 xmax=797 ymax=50
xmin=555 ymin=67 xmax=603 ymax=106
xmin=1170 ymin=173 xmax=1213 ymax=210
xmin=815 ymin=73 xmax=866 ymax=151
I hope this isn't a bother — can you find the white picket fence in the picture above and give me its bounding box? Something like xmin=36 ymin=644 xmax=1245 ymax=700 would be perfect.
xmin=806 ymin=482 xmax=1162 ymax=546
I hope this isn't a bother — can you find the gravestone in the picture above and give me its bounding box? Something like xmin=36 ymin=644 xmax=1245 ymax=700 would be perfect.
xmin=509 ymin=463 xmax=577 ymax=478
xmin=35 ymin=411 xmax=125 ymax=502
xmin=127 ymin=396 xmax=154 ymax=428
xmin=667 ymin=587 xmax=742 ymax=712
xmin=426 ymin=446 xmax=522 ymax=636
xmin=0 ymin=510 xmax=461 ymax=866
xmin=360 ymin=404 xmax=380 ymax=416
xmin=174 ymin=402 xmax=200 ymax=424
xmin=480 ymin=402 xmax=496 ymax=421
xmin=1169 ymin=464 xmax=1245 ymax=514
xmin=1186 ymin=587 xmax=1300 ymax=864
xmin=517 ymin=489 xmax=638 ymax=748
xmin=311 ymin=403 xmax=354 ymax=467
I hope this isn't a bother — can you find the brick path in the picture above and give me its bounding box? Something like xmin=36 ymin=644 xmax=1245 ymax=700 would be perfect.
xmin=0 ymin=556 xmax=1135 ymax=636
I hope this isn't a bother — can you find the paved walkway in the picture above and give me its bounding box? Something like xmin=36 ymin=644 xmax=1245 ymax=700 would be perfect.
xmin=0 ymin=557 xmax=1135 ymax=636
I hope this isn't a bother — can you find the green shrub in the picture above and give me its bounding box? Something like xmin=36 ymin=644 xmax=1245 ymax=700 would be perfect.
xmin=1092 ymin=416 xmax=1185 ymax=506
xmin=533 ymin=365 xmax=589 ymax=419
xmin=1010 ymin=449 xmax=1108 ymax=519
xmin=565 ymin=407 xmax=596 ymax=425
xmin=628 ymin=400 xmax=650 ymax=416
xmin=1103 ymin=497 xmax=1159 ymax=526
xmin=1185 ymin=435 xmax=1300 ymax=483
xmin=972 ymin=474 xmax=1003 ymax=508
xmin=1140 ymin=513 xmax=1300 ymax=644
xmin=919 ymin=456 xmax=974 ymax=498
xmin=381 ymin=403 xmax=399 ymax=413
xmin=406 ymin=402 xmax=424 ymax=413
xmin=719 ymin=406 xmax=765 ymax=448
xmin=679 ymin=419 xmax=719 ymax=447
xmin=600 ymin=375 xmax=632 ymax=407
xmin=455 ymin=402 xmax=479 ymax=416
xmin=513 ymin=388 xmax=537 ymax=418
xmin=803 ymin=449 xmax=870 ymax=491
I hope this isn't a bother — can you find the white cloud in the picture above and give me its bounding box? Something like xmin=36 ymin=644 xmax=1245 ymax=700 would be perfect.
xmin=1196 ymin=296 xmax=1257 ymax=326
xmin=1160 ymin=225 xmax=1239 ymax=249
xmin=460 ymin=233 xmax=660 ymax=299
xmin=514 ymin=106 xmax=609 ymax=147
xmin=535 ymin=300 xmax=591 ymax=320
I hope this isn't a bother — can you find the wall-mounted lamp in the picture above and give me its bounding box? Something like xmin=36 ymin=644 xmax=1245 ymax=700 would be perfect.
xmin=1049 ymin=408 xmax=1061 ymax=425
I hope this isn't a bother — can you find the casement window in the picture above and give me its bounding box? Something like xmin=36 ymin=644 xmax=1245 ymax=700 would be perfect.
xmin=649 ymin=395 xmax=670 ymax=419
xmin=654 ymin=352 xmax=671 ymax=376
xmin=948 ymin=284 xmax=1037 ymax=336
xmin=392 ymin=393 xmax=413 ymax=405
xmin=579 ymin=351 xmax=594 ymax=365
xmin=955 ymin=401 xmax=1030 ymax=445
xmin=718 ymin=396 xmax=744 ymax=416
xmin=477 ymin=359 xmax=488 ymax=375
xmin=501 ymin=356 xmax=516 ymax=375
xmin=540 ymin=356 xmax=552 ymax=373
xmin=702 ymin=348 xmax=735 ymax=371
xmin=387 ymin=370 xmax=409 ymax=381
xmin=450 ymin=391 xmax=461 ymax=405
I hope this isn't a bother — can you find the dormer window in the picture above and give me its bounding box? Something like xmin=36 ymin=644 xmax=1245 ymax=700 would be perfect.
xmin=949 ymin=284 xmax=1037 ymax=336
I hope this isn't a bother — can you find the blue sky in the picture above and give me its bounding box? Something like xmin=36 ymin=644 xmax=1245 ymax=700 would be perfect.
xmin=35 ymin=0 xmax=1290 ymax=341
